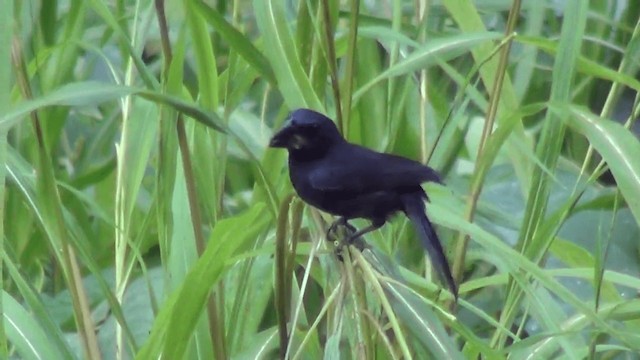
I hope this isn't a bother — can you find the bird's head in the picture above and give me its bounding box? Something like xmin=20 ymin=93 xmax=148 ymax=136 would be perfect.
xmin=269 ymin=109 xmax=343 ymax=156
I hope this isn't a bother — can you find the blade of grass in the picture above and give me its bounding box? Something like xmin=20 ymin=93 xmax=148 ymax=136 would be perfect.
xmin=114 ymin=99 xmax=158 ymax=358
xmin=6 ymin=145 xmax=138 ymax=353
xmin=87 ymin=0 xmax=159 ymax=89
xmin=452 ymin=0 xmax=521 ymax=288
xmin=340 ymin=0 xmax=360 ymax=136
xmin=12 ymin=36 xmax=102 ymax=360
xmin=0 ymin=0 xmax=12 ymax=355
xmin=135 ymin=203 xmax=270 ymax=360
xmin=516 ymin=35 xmax=640 ymax=94
xmin=320 ymin=0 xmax=342 ymax=128
xmin=253 ymin=0 xmax=322 ymax=110
xmin=154 ymin=0 xmax=222 ymax=357
xmin=353 ymin=32 xmax=503 ymax=103
xmin=427 ymin=201 xmax=638 ymax=348
xmin=186 ymin=0 xmax=219 ymax=111
xmin=2 ymin=291 xmax=69 ymax=359
xmin=383 ymin=0 xmax=402 ymax=154
xmin=443 ymin=0 xmax=533 ymax=189
xmin=274 ymin=194 xmax=294 ymax=358
xmin=192 ymin=0 xmax=275 ymax=84
xmin=495 ymin=0 xmax=588 ymax=349
xmin=352 ymin=250 xmax=413 ymax=359
xmin=3 ymin=249 xmax=75 ymax=359
xmin=362 ymin=249 xmax=463 ymax=359
xmin=565 ymin=106 xmax=640 ymax=224
xmin=114 ymin=1 xmax=161 ymax=357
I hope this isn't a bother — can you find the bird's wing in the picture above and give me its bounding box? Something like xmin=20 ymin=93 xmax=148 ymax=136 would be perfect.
xmin=309 ymin=144 xmax=441 ymax=193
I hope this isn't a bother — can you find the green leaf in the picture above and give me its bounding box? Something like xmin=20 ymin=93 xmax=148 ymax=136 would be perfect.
xmin=426 ymin=199 xmax=639 ymax=349
xmin=357 ymin=26 xmax=421 ymax=48
xmin=549 ymin=238 xmax=620 ymax=302
xmin=136 ymin=203 xmax=271 ymax=360
xmin=0 ymin=82 xmax=135 ymax=130
xmin=193 ymin=0 xmax=275 ymax=84
xmin=138 ymin=90 xmax=228 ymax=133
xmin=0 ymin=81 xmax=230 ymax=134
xmin=365 ymin=251 xmax=463 ymax=359
xmin=517 ymin=35 xmax=640 ymax=93
xmin=253 ymin=0 xmax=322 ymax=110
xmin=353 ymin=32 xmax=503 ymax=102
xmin=2 ymin=291 xmax=68 ymax=360
xmin=566 ymin=106 xmax=640 ymax=226
xmin=185 ymin=0 xmax=219 ymax=110
xmin=3 ymin=252 xmax=74 ymax=359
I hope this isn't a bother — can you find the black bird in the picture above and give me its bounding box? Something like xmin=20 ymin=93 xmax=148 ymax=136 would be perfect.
xmin=269 ymin=108 xmax=458 ymax=299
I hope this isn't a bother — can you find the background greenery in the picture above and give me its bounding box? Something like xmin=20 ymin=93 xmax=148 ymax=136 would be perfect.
xmin=1 ymin=0 xmax=639 ymax=359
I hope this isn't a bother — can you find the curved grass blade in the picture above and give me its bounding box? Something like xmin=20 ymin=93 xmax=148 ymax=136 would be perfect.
xmin=253 ymin=0 xmax=322 ymax=110
xmin=353 ymin=32 xmax=503 ymax=103
xmin=193 ymin=0 xmax=275 ymax=84
xmin=566 ymin=106 xmax=640 ymax=226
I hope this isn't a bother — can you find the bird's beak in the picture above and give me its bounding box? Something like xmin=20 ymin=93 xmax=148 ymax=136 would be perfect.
xmin=270 ymin=118 xmax=309 ymax=149
xmin=269 ymin=120 xmax=293 ymax=148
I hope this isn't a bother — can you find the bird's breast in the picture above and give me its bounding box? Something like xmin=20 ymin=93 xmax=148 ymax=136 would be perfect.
xmin=288 ymin=162 xmax=329 ymax=210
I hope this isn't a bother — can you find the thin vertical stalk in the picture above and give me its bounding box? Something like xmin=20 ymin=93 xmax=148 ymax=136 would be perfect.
xmin=345 ymin=246 xmax=372 ymax=358
xmin=451 ymin=0 xmax=522 ymax=288
xmin=417 ymin=0 xmax=430 ymax=164
xmin=274 ymin=194 xmax=294 ymax=358
xmin=341 ymin=0 xmax=360 ymax=135
xmin=0 ymin=0 xmax=12 ymax=357
xmin=385 ymin=0 xmax=402 ymax=144
xmin=114 ymin=1 xmax=145 ymax=358
xmin=153 ymin=1 xmax=225 ymax=359
xmin=320 ymin=0 xmax=343 ymax=130
xmin=12 ymin=37 xmax=102 ymax=360
xmin=491 ymin=0 xmax=588 ymax=349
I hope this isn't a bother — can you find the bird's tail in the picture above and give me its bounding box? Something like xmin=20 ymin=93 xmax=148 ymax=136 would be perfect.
xmin=401 ymin=191 xmax=458 ymax=300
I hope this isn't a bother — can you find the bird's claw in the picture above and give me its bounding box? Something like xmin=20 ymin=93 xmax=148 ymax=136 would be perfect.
xmin=327 ymin=219 xmax=369 ymax=260
xmin=331 ymin=233 xmax=370 ymax=261
xmin=326 ymin=218 xmax=356 ymax=241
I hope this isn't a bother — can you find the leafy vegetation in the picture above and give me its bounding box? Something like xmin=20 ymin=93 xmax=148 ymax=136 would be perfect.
xmin=2 ymin=0 xmax=639 ymax=359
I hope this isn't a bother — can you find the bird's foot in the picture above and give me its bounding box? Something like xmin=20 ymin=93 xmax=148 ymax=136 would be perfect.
xmin=327 ymin=219 xmax=369 ymax=260
xmin=332 ymin=237 xmax=370 ymax=261
xmin=326 ymin=217 xmax=356 ymax=241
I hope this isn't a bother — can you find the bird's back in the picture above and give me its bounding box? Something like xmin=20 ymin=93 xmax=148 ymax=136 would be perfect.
xmin=288 ymin=141 xmax=440 ymax=220
xmin=308 ymin=142 xmax=440 ymax=193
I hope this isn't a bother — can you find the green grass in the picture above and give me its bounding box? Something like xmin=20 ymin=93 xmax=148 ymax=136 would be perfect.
xmin=2 ymin=0 xmax=640 ymax=359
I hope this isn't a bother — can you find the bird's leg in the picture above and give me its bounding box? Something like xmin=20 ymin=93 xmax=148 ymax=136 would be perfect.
xmin=329 ymin=218 xmax=383 ymax=256
xmin=345 ymin=220 xmax=384 ymax=250
xmin=347 ymin=221 xmax=383 ymax=242
xmin=326 ymin=217 xmax=356 ymax=240
xmin=327 ymin=217 xmax=360 ymax=260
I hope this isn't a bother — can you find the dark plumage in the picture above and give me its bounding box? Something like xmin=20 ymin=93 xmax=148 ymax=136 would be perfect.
xmin=270 ymin=108 xmax=457 ymax=299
